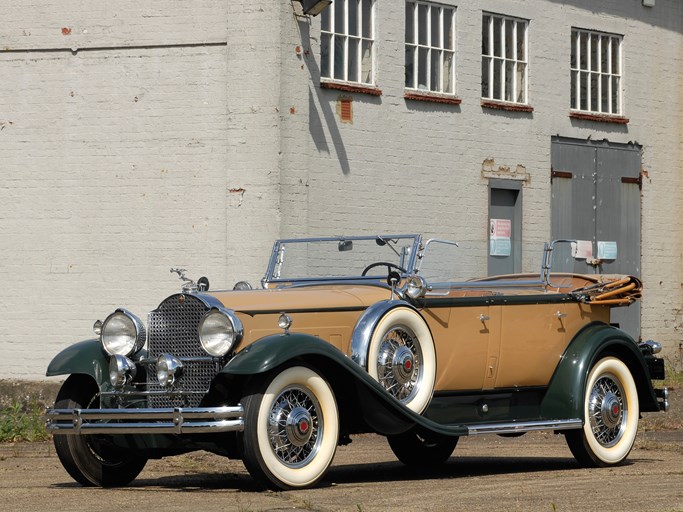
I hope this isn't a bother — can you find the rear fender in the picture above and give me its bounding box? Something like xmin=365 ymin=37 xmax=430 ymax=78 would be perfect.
xmin=541 ymin=323 xmax=659 ymax=420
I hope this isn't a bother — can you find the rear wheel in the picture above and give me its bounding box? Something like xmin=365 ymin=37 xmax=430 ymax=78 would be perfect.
xmin=53 ymin=376 xmax=147 ymax=487
xmin=240 ymin=365 xmax=339 ymax=490
xmin=565 ymin=356 xmax=639 ymax=467
xmin=387 ymin=431 xmax=458 ymax=467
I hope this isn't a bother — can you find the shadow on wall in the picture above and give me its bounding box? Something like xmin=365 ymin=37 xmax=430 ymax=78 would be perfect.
xmin=297 ymin=17 xmax=351 ymax=175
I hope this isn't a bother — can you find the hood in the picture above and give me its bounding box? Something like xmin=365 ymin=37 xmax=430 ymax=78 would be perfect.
xmin=205 ymin=284 xmax=393 ymax=314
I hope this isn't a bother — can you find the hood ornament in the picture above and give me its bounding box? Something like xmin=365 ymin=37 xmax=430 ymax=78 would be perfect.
xmin=170 ymin=268 xmax=210 ymax=293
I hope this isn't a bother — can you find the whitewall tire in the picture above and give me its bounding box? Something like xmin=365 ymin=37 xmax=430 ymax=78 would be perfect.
xmin=241 ymin=365 xmax=339 ymax=490
xmin=367 ymin=307 xmax=436 ymax=414
xmin=566 ymin=356 xmax=639 ymax=467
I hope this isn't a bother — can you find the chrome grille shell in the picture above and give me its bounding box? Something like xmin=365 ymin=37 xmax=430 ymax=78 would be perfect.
xmin=147 ymin=293 xmax=219 ymax=408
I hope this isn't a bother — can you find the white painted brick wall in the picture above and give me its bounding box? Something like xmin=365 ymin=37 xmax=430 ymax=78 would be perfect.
xmin=1 ymin=0 xmax=681 ymax=379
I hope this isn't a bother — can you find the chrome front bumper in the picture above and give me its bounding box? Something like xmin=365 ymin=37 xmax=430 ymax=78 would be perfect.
xmin=46 ymin=405 xmax=244 ymax=435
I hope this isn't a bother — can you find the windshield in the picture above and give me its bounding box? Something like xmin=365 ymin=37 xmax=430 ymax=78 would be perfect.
xmin=265 ymin=235 xmax=421 ymax=282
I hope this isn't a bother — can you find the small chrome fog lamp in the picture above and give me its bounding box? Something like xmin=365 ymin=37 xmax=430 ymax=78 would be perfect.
xmin=405 ymin=275 xmax=427 ymax=300
xmin=93 ymin=319 xmax=103 ymax=336
xmin=157 ymin=354 xmax=184 ymax=387
xmin=278 ymin=313 xmax=293 ymax=334
xmin=109 ymin=354 xmax=137 ymax=388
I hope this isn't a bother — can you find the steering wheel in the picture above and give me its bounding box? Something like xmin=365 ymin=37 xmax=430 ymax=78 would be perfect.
xmin=361 ymin=262 xmax=407 ymax=277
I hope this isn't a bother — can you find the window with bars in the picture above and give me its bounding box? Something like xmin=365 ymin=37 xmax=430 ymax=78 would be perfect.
xmin=570 ymin=29 xmax=622 ymax=115
xmin=405 ymin=1 xmax=456 ymax=95
xmin=481 ymin=13 xmax=528 ymax=104
xmin=321 ymin=0 xmax=375 ymax=85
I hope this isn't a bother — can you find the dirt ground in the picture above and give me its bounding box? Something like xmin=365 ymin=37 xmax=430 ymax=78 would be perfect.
xmin=0 ymin=392 xmax=681 ymax=512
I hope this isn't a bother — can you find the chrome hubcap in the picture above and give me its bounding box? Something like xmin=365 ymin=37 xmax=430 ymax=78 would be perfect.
xmin=268 ymin=386 xmax=322 ymax=468
xmin=376 ymin=325 xmax=421 ymax=402
xmin=588 ymin=375 xmax=627 ymax=447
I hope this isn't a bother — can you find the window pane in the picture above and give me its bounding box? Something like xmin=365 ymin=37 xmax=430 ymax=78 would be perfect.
xmin=430 ymin=49 xmax=440 ymax=91
xmin=517 ymin=22 xmax=526 ymax=60
xmin=611 ymin=37 xmax=620 ymax=74
xmin=580 ymin=71 xmax=588 ymax=110
xmin=590 ymin=73 xmax=599 ymax=111
xmin=516 ymin=62 xmax=525 ymax=102
xmin=405 ymin=45 xmax=415 ymax=88
xmin=361 ymin=40 xmax=372 ymax=83
xmin=601 ymin=37 xmax=609 ymax=75
xmin=505 ymin=60 xmax=514 ymax=101
xmin=505 ymin=19 xmax=514 ymax=59
xmin=335 ymin=0 xmax=345 ymax=34
xmin=348 ymin=0 xmax=358 ymax=36
xmin=348 ymin=38 xmax=359 ymax=82
xmin=405 ymin=2 xmax=414 ymax=44
xmin=601 ymin=75 xmax=610 ymax=112
xmin=418 ymin=4 xmax=428 ymax=46
xmin=431 ymin=6 xmax=440 ymax=48
xmin=444 ymin=9 xmax=454 ymax=50
xmin=443 ymin=51 xmax=454 ymax=93
xmin=482 ymin=56 xmax=490 ymax=97
xmin=612 ymin=76 xmax=619 ymax=113
xmin=334 ymin=36 xmax=345 ymax=80
xmin=571 ymin=70 xmax=578 ymax=108
xmin=493 ymin=59 xmax=502 ymax=99
xmin=362 ymin=0 xmax=373 ymax=38
xmin=418 ymin=47 xmax=428 ymax=89
xmin=570 ymin=31 xmax=577 ymax=68
xmin=590 ymin=34 xmax=599 ymax=71
xmin=494 ymin=17 xmax=503 ymax=57
xmin=482 ymin=16 xmax=490 ymax=55
xmin=579 ymin=32 xmax=588 ymax=70
xmin=321 ymin=33 xmax=331 ymax=78
xmin=321 ymin=9 xmax=331 ymax=32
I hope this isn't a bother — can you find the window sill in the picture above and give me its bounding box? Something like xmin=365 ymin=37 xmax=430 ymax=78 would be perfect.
xmin=569 ymin=111 xmax=629 ymax=124
xmin=320 ymin=80 xmax=382 ymax=96
xmin=404 ymin=91 xmax=462 ymax=106
xmin=481 ymin=100 xmax=534 ymax=113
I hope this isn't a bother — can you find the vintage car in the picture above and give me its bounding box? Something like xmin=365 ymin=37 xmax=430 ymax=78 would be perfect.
xmin=46 ymin=235 xmax=668 ymax=490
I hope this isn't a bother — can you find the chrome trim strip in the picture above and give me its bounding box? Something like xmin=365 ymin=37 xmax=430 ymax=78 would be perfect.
xmin=466 ymin=419 xmax=582 ymax=435
xmin=46 ymin=405 xmax=244 ymax=435
xmin=350 ymin=300 xmax=418 ymax=369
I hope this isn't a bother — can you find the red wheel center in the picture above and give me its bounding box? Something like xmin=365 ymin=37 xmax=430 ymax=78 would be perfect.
xmin=404 ymin=360 xmax=412 ymax=371
xmin=299 ymin=420 xmax=309 ymax=433
xmin=612 ymin=404 xmax=619 ymax=416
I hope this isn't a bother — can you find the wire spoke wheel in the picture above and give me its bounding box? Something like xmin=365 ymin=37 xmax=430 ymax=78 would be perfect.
xmin=367 ymin=307 xmax=436 ymax=414
xmin=241 ymin=365 xmax=339 ymax=490
xmin=565 ymin=356 xmax=639 ymax=467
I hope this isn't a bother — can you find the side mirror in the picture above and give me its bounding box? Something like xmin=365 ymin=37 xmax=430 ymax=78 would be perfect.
xmin=197 ymin=277 xmax=210 ymax=292
xmin=338 ymin=240 xmax=353 ymax=252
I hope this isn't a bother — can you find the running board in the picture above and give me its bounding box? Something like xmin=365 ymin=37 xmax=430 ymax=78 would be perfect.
xmin=466 ymin=419 xmax=582 ymax=436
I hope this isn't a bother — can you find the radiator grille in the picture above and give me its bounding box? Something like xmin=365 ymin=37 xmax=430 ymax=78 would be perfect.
xmin=147 ymin=294 xmax=216 ymax=408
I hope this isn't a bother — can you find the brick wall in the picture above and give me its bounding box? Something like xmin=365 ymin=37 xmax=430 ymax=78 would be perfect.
xmin=1 ymin=0 xmax=681 ymax=379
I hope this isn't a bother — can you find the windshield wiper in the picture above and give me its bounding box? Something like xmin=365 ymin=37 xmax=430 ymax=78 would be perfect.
xmin=375 ymin=236 xmax=402 ymax=259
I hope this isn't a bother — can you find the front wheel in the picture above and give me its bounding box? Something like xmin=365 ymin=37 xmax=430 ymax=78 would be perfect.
xmin=240 ymin=365 xmax=340 ymax=490
xmin=565 ymin=356 xmax=639 ymax=467
xmin=387 ymin=431 xmax=458 ymax=467
xmin=53 ymin=376 xmax=148 ymax=487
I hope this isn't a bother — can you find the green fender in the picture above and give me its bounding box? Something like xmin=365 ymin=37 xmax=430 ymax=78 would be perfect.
xmin=46 ymin=339 xmax=109 ymax=386
xmin=540 ymin=323 xmax=659 ymax=420
xmin=221 ymin=333 xmax=468 ymax=437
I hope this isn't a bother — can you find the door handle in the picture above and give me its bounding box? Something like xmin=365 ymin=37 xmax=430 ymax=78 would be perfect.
xmin=556 ymin=311 xmax=567 ymax=319
xmin=479 ymin=314 xmax=490 ymax=322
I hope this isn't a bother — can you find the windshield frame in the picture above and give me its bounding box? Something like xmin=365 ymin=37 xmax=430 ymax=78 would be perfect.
xmin=262 ymin=235 xmax=423 ymax=285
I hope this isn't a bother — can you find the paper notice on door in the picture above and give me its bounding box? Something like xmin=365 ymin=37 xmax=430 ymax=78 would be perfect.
xmin=597 ymin=241 xmax=618 ymax=260
xmin=490 ymin=219 xmax=512 ymax=256
xmin=571 ymin=240 xmax=593 ymax=259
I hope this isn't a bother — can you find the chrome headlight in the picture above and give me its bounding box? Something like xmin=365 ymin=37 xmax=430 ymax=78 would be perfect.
xmin=157 ymin=354 xmax=183 ymax=387
xmin=101 ymin=308 xmax=146 ymax=357
xmin=198 ymin=308 xmax=243 ymax=357
xmin=109 ymin=354 xmax=137 ymax=388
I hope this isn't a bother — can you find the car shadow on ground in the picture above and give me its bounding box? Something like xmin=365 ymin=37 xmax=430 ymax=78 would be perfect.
xmin=50 ymin=455 xmax=647 ymax=491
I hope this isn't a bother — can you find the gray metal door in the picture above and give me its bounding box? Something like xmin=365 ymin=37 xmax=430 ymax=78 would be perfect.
xmin=488 ymin=179 xmax=522 ymax=276
xmin=551 ymin=136 xmax=642 ymax=338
